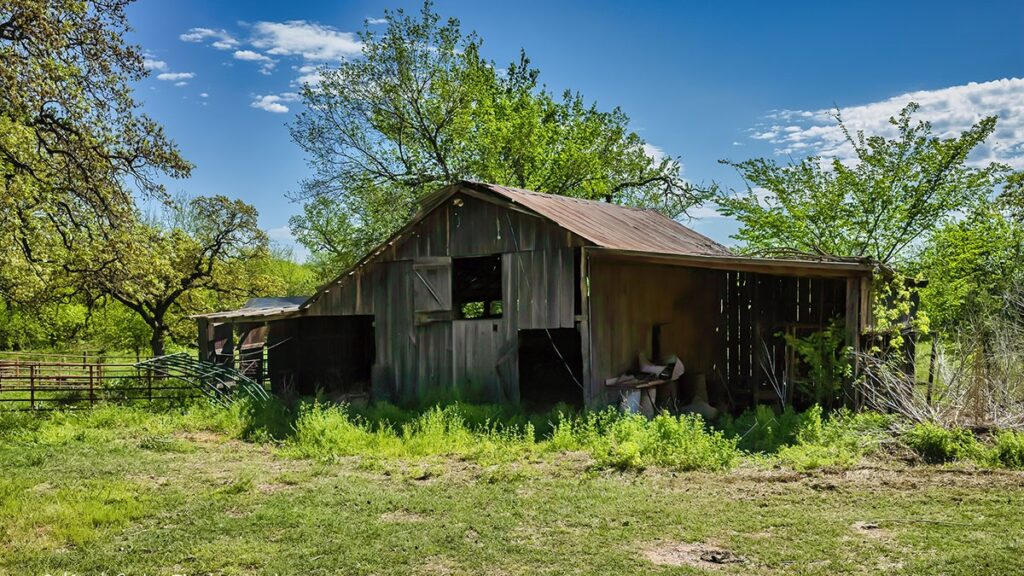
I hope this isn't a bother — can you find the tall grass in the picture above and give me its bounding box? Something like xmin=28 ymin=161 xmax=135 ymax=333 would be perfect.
xmin=4 ymin=397 xmax=1024 ymax=472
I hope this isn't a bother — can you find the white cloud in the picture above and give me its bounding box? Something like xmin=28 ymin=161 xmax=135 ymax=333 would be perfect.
xmin=751 ymin=77 xmax=1024 ymax=169
xmin=200 ymin=92 xmax=209 ymax=98
xmin=251 ymin=20 xmax=362 ymax=61
xmin=642 ymin=143 xmax=667 ymax=164
xmin=174 ymin=81 xmax=188 ymax=87
xmin=180 ymin=27 xmax=238 ymax=49
xmin=293 ymin=64 xmax=325 ymax=86
xmin=143 ymin=58 xmax=167 ymax=72
xmin=366 ymin=17 xmax=388 ymax=25
xmin=251 ymin=92 xmax=300 ymax=114
xmin=234 ymin=49 xmax=276 ymax=74
xmin=156 ymin=72 xmax=195 ymax=81
xmin=234 ymin=49 xmax=271 ymax=62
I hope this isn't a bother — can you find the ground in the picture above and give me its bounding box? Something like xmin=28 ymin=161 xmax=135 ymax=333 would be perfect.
xmin=2 ymin=428 xmax=1023 ymax=575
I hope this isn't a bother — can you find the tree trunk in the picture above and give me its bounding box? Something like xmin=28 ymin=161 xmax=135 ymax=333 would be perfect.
xmin=150 ymin=324 xmax=169 ymax=358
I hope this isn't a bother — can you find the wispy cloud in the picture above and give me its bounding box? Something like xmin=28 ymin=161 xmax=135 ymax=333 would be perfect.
xmin=366 ymin=17 xmax=388 ymax=25
xmin=293 ymin=64 xmax=324 ymax=86
xmin=179 ymin=27 xmax=238 ymax=49
xmin=751 ymin=77 xmax=1024 ymax=169
xmin=251 ymin=92 xmax=299 ymax=114
xmin=250 ymin=20 xmax=362 ymax=61
xmin=157 ymin=72 xmax=195 ymax=82
xmin=143 ymin=57 xmax=167 ymax=72
xmin=233 ymin=49 xmax=276 ymax=74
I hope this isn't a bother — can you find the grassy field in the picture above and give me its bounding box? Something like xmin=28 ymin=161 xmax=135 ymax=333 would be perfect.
xmin=2 ymin=403 xmax=1023 ymax=575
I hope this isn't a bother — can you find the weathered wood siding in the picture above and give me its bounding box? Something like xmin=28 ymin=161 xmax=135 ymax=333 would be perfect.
xmin=587 ymin=258 xmax=727 ymax=405
xmin=587 ymin=254 xmax=857 ymax=408
xmin=301 ymin=190 xmax=581 ymax=404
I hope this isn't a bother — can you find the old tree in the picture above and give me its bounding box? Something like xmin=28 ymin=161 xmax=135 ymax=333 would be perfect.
xmin=1 ymin=0 xmax=273 ymax=355
xmin=289 ymin=2 xmax=708 ymax=277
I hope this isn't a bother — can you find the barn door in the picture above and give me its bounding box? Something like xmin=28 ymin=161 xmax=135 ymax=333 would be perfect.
xmin=412 ymin=257 xmax=452 ymax=324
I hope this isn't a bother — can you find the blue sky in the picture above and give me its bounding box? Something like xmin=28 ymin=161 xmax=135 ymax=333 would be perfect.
xmin=127 ymin=0 xmax=1024 ymax=260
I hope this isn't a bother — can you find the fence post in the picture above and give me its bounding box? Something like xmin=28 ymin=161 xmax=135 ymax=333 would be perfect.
xmin=29 ymin=364 xmax=35 ymax=409
xmin=148 ymin=368 xmax=153 ymax=402
xmin=89 ymin=364 xmax=95 ymax=406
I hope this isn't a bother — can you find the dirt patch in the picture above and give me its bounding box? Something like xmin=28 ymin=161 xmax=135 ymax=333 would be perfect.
xmin=257 ymin=482 xmax=290 ymax=494
xmin=175 ymin=431 xmax=225 ymax=444
xmin=379 ymin=510 xmax=427 ymax=523
xmin=852 ymin=521 xmax=887 ymax=539
xmin=643 ymin=541 xmax=746 ymax=569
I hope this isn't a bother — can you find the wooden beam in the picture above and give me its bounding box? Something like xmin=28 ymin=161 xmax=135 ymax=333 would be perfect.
xmin=588 ymin=248 xmax=874 ymax=279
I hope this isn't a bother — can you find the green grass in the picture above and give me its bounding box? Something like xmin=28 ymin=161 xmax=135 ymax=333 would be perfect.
xmin=1 ymin=402 xmax=1024 ymax=574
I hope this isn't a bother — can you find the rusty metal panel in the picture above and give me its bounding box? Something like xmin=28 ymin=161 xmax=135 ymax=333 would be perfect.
xmin=465 ymin=182 xmax=731 ymax=257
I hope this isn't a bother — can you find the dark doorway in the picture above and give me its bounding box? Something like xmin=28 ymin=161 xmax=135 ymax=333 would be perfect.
xmin=518 ymin=328 xmax=584 ymax=409
xmin=268 ymin=315 xmax=375 ymax=396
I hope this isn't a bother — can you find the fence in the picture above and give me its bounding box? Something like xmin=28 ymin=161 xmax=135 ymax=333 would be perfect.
xmin=0 ymin=351 xmax=201 ymax=410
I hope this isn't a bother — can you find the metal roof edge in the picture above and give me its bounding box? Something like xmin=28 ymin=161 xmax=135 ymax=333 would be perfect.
xmin=586 ymin=247 xmax=876 ymax=276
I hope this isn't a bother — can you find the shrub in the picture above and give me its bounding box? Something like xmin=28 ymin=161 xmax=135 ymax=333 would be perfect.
xmin=562 ymin=410 xmax=739 ymax=472
xmin=989 ymin=430 xmax=1024 ymax=470
xmin=717 ymin=405 xmax=803 ymax=453
xmin=902 ymin=422 xmax=981 ymax=464
xmin=774 ymin=406 xmax=891 ymax=470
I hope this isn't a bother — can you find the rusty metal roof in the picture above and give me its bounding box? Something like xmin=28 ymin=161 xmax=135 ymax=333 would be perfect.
xmin=464 ymin=181 xmax=732 ymax=256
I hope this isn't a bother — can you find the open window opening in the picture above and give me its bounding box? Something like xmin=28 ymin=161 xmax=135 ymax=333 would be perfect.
xmin=453 ymin=255 xmax=503 ymax=319
xmin=518 ymin=328 xmax=584 ymax=409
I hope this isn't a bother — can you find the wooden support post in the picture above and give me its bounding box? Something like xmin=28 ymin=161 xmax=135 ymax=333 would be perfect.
xmin=89 ymin=364 xmax=95 ymax=406
xmin=844 ymin=277 xmax=862 ymax=409
xmin=927 ymin=332 xmax=938 ymax=407
xmin=29 ymin=364 xmax=35 ymax=409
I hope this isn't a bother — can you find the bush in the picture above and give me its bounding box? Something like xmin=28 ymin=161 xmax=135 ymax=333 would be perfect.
xmin=989 ymin=430 xmax=1024 ymax=470
xmin=717 ymin=405 xmax=803 ymax=453
xmin=902 ymin=422 xmax=982 ymax=464
xmin=551 ymin=410 xmax=739 ymax=472
xmin=774 ymin=406 xmax=891 ymax=470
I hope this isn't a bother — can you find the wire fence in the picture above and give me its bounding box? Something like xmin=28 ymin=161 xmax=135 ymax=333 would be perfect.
xmin=0 ymin=351 xmax=202 ymax=410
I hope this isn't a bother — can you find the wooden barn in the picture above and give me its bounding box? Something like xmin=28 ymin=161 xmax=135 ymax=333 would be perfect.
xmin=195 ymin=181 xmax=875 ymax=411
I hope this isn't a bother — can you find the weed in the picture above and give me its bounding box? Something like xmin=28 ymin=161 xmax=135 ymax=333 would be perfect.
xmin=902 ymin=421 xmax=982 ymax=464
xmin=988 ymin=430 xmax=1024 ymax=470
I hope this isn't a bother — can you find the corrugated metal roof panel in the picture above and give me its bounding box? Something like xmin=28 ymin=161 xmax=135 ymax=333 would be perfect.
xmin=464 ymin=181 xmax=732 ymax=256
xmin=192 ymin=305 xmax=301 ymax=321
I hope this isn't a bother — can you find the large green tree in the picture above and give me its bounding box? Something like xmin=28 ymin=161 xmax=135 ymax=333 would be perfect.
xmin=290 ymin=2 xmax=706 ymax=277
xmin=915 ymin=205 xmax=1024 ymax=336
xmin=0 ymin=0 xmax=191 ymax=304
xmin=86 ymin=196 xmax=270 ymax=357
xmin=717 ymin=103 xmax=1009 ymax=265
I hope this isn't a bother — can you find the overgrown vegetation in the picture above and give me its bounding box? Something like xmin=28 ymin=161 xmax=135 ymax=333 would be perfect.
xmin=4 ymin=400 xmax=1021 ymax=473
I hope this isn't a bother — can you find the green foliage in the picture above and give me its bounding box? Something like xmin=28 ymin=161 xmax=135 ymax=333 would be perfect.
xmin=988 ymin=430 xmax=1024 ymax=470
xmin=776 ymin=407 xmax=891 ymax=470
xmin=718 ymin=102 xmax=1008 ymax=265
xmin=550 ymin=410 xmax=740 ymax=471
xmin=902 ymin=422 xmax=982 ymax=464
xmin=1 ymin=0 xmax=191 ymax=307
xmin=717 ymin=405 xmax=804 ymax=453
xmin=289 ymin=2 xmax=708 ymax=275
xmin=782 ymin=319 xmax=852 ymax=406
xmin=915 ymin=205 xmax=1024 ymax=336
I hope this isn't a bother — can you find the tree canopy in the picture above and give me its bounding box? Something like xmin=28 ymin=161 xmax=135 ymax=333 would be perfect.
xmin=290 ymin=2 xmax=706 ymax=277
xmin=717 ymin=103 xmax=1009 ymax=265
